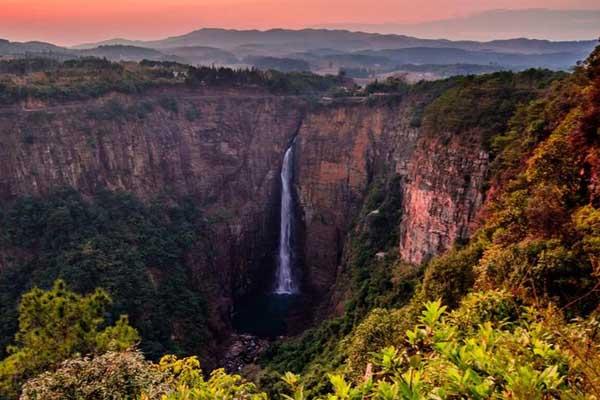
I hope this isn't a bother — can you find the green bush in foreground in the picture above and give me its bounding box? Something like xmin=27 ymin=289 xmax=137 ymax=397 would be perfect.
xmin=21 ymin=350 xmax=267 ymax=400
xmin=282 ymin=291 xmax=600 ymax=399
xmin=14 ymin=290 xmax=600 ymax=399
xmin=21 ymin=351 xmax=169 ymax=400
xmin=0 ymin=280 xmax=138 ymax=399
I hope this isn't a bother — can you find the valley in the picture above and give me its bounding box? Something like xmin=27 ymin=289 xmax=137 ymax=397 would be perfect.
xmin=0 ymin=46 xmax=599 ymax=397
xmin=2 ymin=27 xmax=597 ymax=82
xmin=0 ymin=62 xmax=555 ymax=360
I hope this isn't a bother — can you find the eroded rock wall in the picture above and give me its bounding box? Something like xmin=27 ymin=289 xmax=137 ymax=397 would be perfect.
xmin=398 ymin=130 xmax=488 ymax=265
xmin=0 ymin=89 xmax=306 ymax=333
xmin=294 ymin=101 xmax=419 ymax=298
xmin=0 ymin=89 xmax=489 ymax=329
xmin=294 ymin=100 xmax=488 ymax=299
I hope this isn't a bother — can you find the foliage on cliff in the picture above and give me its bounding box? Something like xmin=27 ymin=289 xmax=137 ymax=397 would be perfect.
xmin=420 ymin=43 xmax=600 ymax=314
xmin=0 ymin=58 xmax=176 ymax=104
xmin=283 ymin=292 xmax=600 ymax=399
xmin=0 ymin=189 xmax=211 ymax=362
xmin=0 ymin=57 xmax=347 ymax=104
xmin=422 ymin=69 xmax=564 ymax=147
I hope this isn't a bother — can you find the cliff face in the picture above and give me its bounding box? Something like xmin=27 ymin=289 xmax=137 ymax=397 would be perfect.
xmin=294 ymin=102 xmax=418 ymax=297
xmin=0 ymin=88 xmax=488 ymax=329
xmin=0 ymin=89 xmax=306 ymax=337
xmin=398 ymin=130 xmax=488 ymax=265
xmin=294 ymin=101 xmax=487 ymax=300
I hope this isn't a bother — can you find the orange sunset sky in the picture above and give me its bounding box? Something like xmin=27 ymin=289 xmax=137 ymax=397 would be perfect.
xmin=1 ymin=0 xmax=599 ymax=45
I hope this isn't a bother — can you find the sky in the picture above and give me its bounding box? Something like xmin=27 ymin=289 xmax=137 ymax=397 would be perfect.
xmin=1 ymin=0 xmax=600 ymax=46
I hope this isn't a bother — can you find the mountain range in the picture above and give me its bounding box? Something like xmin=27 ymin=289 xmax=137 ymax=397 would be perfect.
xmin=1 ymin=26 xmax=597 ymax=81
xmin=316 ymin=9 xmax=600 ymax=41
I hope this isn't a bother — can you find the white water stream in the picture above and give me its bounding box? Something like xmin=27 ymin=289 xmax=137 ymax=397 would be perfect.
xmin=274 ymin=142 xmax=298 ymax=295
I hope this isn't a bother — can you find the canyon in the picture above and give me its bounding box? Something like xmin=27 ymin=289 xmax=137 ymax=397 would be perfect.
xmin=0 ymin=86 xmax=488 ymax=363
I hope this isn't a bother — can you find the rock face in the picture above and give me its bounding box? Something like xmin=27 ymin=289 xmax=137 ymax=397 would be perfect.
xmin=0 ymin=88 xmax=488 ymax=336
xmin=0 ymin=89 xmax=307 ymax=344
xmin=398 ymin=130 xmax=488 ymax=264
xmin=294 ymin=102 xmax=419 ymax=300
xmin=294 ymin=100 xmax=487 ymax=300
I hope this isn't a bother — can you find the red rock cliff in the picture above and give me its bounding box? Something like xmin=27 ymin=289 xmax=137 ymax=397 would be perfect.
xmin=0 ymin=89 xmax=489 ymax=324
xmin=294 ymin=100 xmax=487 ymax=299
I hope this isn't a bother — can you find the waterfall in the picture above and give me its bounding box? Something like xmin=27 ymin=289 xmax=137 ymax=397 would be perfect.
xmin=274 ymin=141 xmax=298 ymax=295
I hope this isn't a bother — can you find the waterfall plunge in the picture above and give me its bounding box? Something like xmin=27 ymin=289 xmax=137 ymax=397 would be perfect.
xmin=274 ymin=142 xmax=299 ymax=295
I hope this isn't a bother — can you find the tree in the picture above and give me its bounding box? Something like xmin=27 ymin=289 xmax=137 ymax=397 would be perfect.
xmin=21 ymin=350 xmax=268 ymax=400
xmin=0 ymin=280 xmax=138 ymax=398
xmin=21 ymin=351 xmax=168 ymax=400
xmin=154 ymin=355 xmax=268 ymax=400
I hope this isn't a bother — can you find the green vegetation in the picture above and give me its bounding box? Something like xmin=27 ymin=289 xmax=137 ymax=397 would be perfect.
xmin=0 ymin=58 xmax=170 ymax=104
xmin=185 ymin=65 xmax=347 ymax=94
xmin=0 ymin=57 xmax=351 ymax=105
xmin=158 ymin=96 xmax=179 ymax=113
xmin=20 ymin=349 xmax=268 ymax=400
xmin=0 ymin=58 xmax=62 ymax=74
xmin=282 ymin=292 xmax=600 ymax=398
xmin=0 ymin=280 xmax=138 ymax=398
xmin=0 ymin=45 xmax=599 ymax=399
xmin=1 ymin=283 xmax=263 ymax=400
xmin=10 ymin=287 xmax=600 ymax=399
xmin=21 ymin=351 xmax=169 ymax=400
xmin=0 ymin=189 xmax=211 ymax=364
xmin=1 ymin=281 xmax=265 ymax=400
xmin=185 ymin=104 xmax=201 ymax=121
xmin=422 ymin=69 xmax=565 ymax=148
xmin=364 ymin=77 xmax=410 ymax=95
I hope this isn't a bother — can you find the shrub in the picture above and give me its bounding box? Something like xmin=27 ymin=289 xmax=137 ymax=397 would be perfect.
xmin=21 ymin=350 xmax=269 ymax=400
xmin=343 ymin=308 xmax=406 ymax=380
xmin=285 ymin=293 xmax=600 ymax=399
xmin=0 ymin=280 xmax=138 ymax=398
xmin=21 ymin=351 xmax=168 ymax=400
xmin=185 ymin=105 xmax=201 ymax=121
xmin=420 ymin=238 xmax=485 ymax=308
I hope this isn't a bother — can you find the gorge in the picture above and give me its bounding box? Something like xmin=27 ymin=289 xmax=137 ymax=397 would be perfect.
xmin=0 ymin=65 xmax=570 ymax=373
xmin=0 ymin=5 xmax=598 ymax=392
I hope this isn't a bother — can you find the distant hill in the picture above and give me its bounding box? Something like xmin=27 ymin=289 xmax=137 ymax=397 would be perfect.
xmin=1 ymin=27 xmax=597 ymax=80
xmin=242 ymin=56 xmax=310 ymax=72
xmin=316 ymin=9 xmax=600 ymax=41
xmin=162 ymin=46 xmax=239 ymax=66
xmin=79 ymin=45 xmax=176 ymax=62
xmin=72 ymin=28 xmax=598 ymax=55
xmin=355 ymin=47 xmax=586 ymax=69
xmin=63 ymin=28 xmax=597 ymax=75
xmin=0 ymin=39 xmax=73 ymax=56
xmin=71 ymin=38 xmax=151 ymax=50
